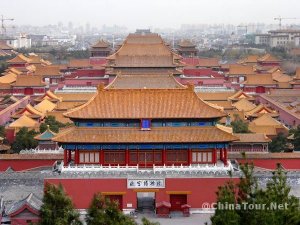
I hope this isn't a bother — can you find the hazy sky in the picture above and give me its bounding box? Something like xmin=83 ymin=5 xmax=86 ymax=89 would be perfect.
xmin=1 ymin=0 xmax=299 ymax=29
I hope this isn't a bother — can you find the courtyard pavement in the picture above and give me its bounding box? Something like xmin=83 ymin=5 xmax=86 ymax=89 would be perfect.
xmin=134 ymin=212 xmax=212 ymax=225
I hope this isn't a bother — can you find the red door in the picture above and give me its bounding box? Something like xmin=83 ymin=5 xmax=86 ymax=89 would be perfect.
xmin=170 ymin=194 xmax=187 ymax=211
xmin=256 ymin=86 xmax=266 ymax=93
xmin=24 ymin=88 xmax=33 ymax=95
xmin=106 ymin=195 xmax=123 ymax=210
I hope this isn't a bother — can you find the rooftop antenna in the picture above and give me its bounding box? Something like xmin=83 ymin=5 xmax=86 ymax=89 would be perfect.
xmin=1 ymin=15 xmax=14 ymax=37
xmin=274 ymin=16 xmax=297 ymax=30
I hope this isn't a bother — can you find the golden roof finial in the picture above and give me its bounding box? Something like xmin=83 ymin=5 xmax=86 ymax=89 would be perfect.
xmin=97 ymin=82 xmax=105 ymax=91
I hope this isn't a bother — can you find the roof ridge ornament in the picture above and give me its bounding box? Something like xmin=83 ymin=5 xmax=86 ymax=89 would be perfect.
xmin=186 ymin=82 xmax=194 ymax=91
xmin=97 ymin=83 xmax=105 ymax=91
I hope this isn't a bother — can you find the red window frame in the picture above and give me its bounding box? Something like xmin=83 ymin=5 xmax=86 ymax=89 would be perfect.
xmin=191 ymin=150 xmax=213 ymax=164
xmin=166 ymin=150 xmax=188 ymax=165
xmin=79 ymin=151 xmax=100 ymax=164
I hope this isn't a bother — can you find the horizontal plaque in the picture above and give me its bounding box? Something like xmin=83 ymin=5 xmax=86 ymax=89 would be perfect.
xmin=127 ymin=179 xmax=165 ymax=189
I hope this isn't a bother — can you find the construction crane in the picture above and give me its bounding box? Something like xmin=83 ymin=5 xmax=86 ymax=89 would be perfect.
xmin=1 ymin=15 xmax=14 ymax=37
xmin=274 ymin=16 xmax=297 ymax=30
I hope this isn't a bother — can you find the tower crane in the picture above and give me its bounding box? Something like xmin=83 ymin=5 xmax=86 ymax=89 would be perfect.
xmin=274 ymin=16 xmax=297 ymax=30
xmin=1 ymin=15 xmax=14 ymax=37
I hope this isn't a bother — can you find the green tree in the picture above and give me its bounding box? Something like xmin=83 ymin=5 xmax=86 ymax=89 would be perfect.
xmin=211 ymin=180 xmax=240 ymax=225
xmin=11 ymin=127 xmax=38 ymax=153
xmin=264 ymin=164 xmax=300 ymax=225
xmin=141 ymin=217 xmax=160 ymax=225
xmin=211 ymin=160 xmax=300 ymax=225
xmin=39 ymin=183 xmax=82 ymax=225
xmin=231 ymin=115 xmax=250 ymax=133
xmin=269 ymin=133 xmax=288 ymax=152
xmin=86 ymin=193 xmax=136 ymax=225
xmin=292 ymin=125 xmax=300 ymax=151
xmin=40 ymin=116 xmax=68 ymax=133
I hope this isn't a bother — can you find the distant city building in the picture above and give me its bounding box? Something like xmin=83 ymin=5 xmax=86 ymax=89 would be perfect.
xmin=6 ymin=33 xmax=31 ymax=49
xmin=255 ymin=29 xmax=300 ymax=48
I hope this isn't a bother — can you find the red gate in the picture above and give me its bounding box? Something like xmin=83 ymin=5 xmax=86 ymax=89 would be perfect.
xmin=170 ymin=194 xmax=187 ymax=211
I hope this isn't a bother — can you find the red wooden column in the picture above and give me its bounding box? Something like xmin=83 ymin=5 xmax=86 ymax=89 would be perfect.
xmin=213 ymin=148 xmax=217 ymax=164
xmin=68 ymin=150 xmax=72 ymax=163
xmin=100 ymin=150 xmax=104 ymax=165
xmin=74 ymin=150 xmax=79 ymax=165
xmin=125 ymin=148 xmax=129 ymax=166
xmin=162 ymin=149 xmax=166 ymax=165
xmin=188 ymin=149 xmax=192 ymax=165
xmin=223 ymin=148 xmax=228 ymax=166
xmin=220 ymin=148 xmax=223 ymax=161
xmin=64 ymin=150 xmax=67 ymax=166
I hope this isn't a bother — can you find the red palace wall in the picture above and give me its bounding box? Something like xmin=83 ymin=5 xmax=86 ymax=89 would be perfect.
xmin=0 ymin=159 xmax=58 ymax=171
xmin=237 ymin=158 xmax=300 ymax=170
xmin=45 ymin=177 xmax=238 ymax=210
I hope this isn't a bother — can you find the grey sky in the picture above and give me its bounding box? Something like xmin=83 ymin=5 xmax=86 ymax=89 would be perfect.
xmin=1 ymin=0 xmax=299 ymax=29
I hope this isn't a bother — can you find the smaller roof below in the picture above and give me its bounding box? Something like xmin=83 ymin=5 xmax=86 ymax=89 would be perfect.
xmin=9 ymin=115 xmax=39 ymax=128
xmin=52 ymin=126 xmax=238 ymax=143
xmin=233 ymin=98 xmax=256 ymax=112
xmin=12 ymin=75 xmax=45 ymax=87
xmin=258 ymin=54 xmax=280 ymax=63
xmin=228 ymin=65 xmax=254 ymax=75
xmin=106 ymin=74 xmax=186 ymax=89
xmin=238 ymin=55 xmax=260 ymax=64
xmin=7 ymin=54 xmax=31 ymax=64
xmin=178 ymin=39 xmax=196 ymax=48
xmin=244 ymin=73 xmax=276 ymax=86
xmin=0 ymin=73 xmax=17 ymax=84
xmin=34 ymin=90 xmax=62 ymax=103
xmin=68 ymin=59 xmax=92 ymax=68
xmin=34 ymin=99 xmax=56 ymax=113
xmin=34 ymin=65 xmax=61 ymax=76
xmin=250 ymin=114 xmax=283 ymax=127
xmin=7 ymin=193 xmax=42 ymax=216
xmin=197 ymin=58 xmax=220 ymax=68
xmin=245 ymin=104 xmax=277 ymax=117
xmin=92 ymin=39 xmax=110 ymax=48
xmin=272 ymin=71 xmax=293 ymax=83
xmin=12 ymin=104 xmax=44 ymax=119
xmin=233 ymin=133 xmax=271 ymax=143
xmin=35 ymin=125 xmax=57 ymax=141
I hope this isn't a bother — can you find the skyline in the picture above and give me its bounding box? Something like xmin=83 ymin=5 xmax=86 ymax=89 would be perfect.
xmin=1 ymin=0 xmax=300 ymax=30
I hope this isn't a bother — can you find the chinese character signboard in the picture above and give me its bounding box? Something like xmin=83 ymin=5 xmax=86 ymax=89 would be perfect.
xmin=127 ymin=179 xmax=165 ymax=189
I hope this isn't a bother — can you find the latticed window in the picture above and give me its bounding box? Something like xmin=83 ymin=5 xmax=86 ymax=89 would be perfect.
xmin=79 ymin=152 xmax=100 ymax=163
xmin=192 ymin=151 xmax=213 ymax=163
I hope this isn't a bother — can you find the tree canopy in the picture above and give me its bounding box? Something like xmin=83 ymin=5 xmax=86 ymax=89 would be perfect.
xmin=211 ymin=162 xmax=300 ymax=225
xmin=231 ymin=115 xmax=250 ymax=133
xmin=86 ymin=193 xmax=136 ymax=225
xmin=39 ymin=183 xmax=82 ymax=225
xmin=40 ymin=115 xmax=70 ymax=133
xmin=291 ymin=125 xmax=300 ymax=151
xmin=86 ymin=193 xmax=160 ymax=225
xmin=11 ymin=127 xmax=38 ymax=153
xmin=269 ymin=133 xmax=288 ymax=152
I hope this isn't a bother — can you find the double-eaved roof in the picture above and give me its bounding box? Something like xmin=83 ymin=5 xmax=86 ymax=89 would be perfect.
xmin=52 ymin=126 xmax=238 ymax=143
xmin=64 ymin=85 xmax=226 ymax=119
xmin=107 ymin=33 xmax=182 ymax=68
xmin=106 ymin=74 xmax=186 ymax=89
